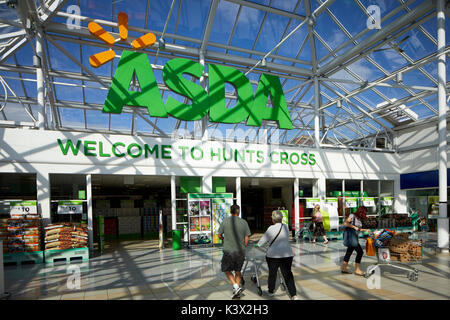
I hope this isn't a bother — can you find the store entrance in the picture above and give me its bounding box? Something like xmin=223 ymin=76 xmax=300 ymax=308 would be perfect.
xmin=91 ymin=175 xmax=171 ymax=249
xmin=241 ymin=178 xmax=294 ymax=233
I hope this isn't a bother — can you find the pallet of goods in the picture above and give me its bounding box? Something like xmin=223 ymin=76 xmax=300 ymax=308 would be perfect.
xmin=387 ymin=232 xmax=422 ymax=263
xmin=0 ymin=218 xmax=8 ymax=253
xmin=5 ymin=217 xmax=42 ymax=253
xmin=44 ymin=222 xmax=88 ymax=250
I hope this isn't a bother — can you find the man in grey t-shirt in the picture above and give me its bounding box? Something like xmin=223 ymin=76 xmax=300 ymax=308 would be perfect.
xmin=218 ymin=204 xmax=251 ymax=299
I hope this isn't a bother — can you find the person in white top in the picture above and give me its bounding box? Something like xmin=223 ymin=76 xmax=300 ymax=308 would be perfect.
xmin=257 ymin=210 xmax=298 ymax=300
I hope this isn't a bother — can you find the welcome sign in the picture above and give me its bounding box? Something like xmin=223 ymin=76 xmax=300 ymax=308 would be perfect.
xmin=56 ymin=138 xmax=317 ymax=166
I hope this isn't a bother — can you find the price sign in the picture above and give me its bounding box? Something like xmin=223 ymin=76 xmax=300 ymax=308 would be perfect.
xmin=362 ymin=197 xmax=376 ymax=207
xmin=10 ymin=201 xmax=38 ymax=215
xmin=380 ymin=197 xmax=393 ymax=206
xmin=325 ymin=198 xmax=339 ymax=208
xmin=57 ymin=201 xmax=83 ymax=214
xmin=306 ymin=198 xmax=321 ymax=209
xmin=378 ymin=248 xmax=390 ymax=262
xmin=345 ymin=197 xmax=358 ymax=208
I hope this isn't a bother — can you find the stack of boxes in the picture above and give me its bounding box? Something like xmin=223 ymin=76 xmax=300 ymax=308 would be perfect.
xmin=0 ymin=218 xmax=7 ymax=253
xmin=5 ymin=217 xmax=42 ymax=253
xmin=388 ymin=233 xmax=422 ymax=262
xmin=44 ymin=222 xmax=88 ymax=250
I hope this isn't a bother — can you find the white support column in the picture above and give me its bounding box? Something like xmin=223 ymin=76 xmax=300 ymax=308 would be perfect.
xmin=236 ymin=177 xmax=241 ymax=216
xmin=318 ymin=177 xmax=326 ymax=201
xmin=294 ymin=178 xmax=300 ymax=233
xmin=377 ymin=180 xmax=381 ymax=217
xmin=314 ymin=76 xmax=320 ymax=148
xmin=35 ymin=30 xmax=45 ymax=129
xmin=171 ymin=175 xmax=176 ymax=231
xmin=436 ymin=0 xmax=448 ymax=252
xmin=342 ymin=180 xmax=346 ymax=213
xmin=360 ymin=180 xmax=364 ymax=197
xmin=36 ymin=171 xmax=50 ymax=226
xmin=199 ymin=51 xmax=208 ymax=141
xmin=86 ymin=174 xmax=93 ymax=252
xmin=394 ymin=178 xmax=407 ymax=213
xmin=202 ymin=175 xmax=212 ymax=194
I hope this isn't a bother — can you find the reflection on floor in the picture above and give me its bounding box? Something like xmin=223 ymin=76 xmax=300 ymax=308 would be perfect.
xmin=4 ymin=233 xmax=450 ymax=300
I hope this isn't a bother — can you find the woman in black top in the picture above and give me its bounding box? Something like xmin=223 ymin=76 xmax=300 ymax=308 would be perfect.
xmin=341 ymin=206 xmax=371 ymax=276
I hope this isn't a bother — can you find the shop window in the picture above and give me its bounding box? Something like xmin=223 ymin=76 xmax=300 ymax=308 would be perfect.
xmin=50 ymin=174 xmax=87 ymax=223
xmin=380 ymin=180 xmax=394 ymax=214
xmin=0 ymin=173 xmax=37 ymax=216
xmin=272 ymin=187 xmax=282 ymax=199
xmin=363 ymin=180 xmax=379 ymax=215
xmin=0 ymin=173 xmax=37 ymax=200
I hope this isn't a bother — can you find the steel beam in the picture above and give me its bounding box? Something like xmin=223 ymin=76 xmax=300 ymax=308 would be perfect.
xmin=318 ymin=0 xmax=436 ymax=75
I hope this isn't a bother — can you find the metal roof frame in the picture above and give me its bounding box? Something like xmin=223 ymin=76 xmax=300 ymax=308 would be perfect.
xmin=0 ymin=0 xmax=447 ymax=152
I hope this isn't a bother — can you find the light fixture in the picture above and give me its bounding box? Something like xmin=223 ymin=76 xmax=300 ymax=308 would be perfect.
xmin=261 ymin=58 xmax=267 ymax=67
xmin=159 ymin=38 xmax=165 ymax=50
xmin=307 ymin=15 xmax=316 ymax=27
xmin=360 ymin=80 xmax=369 ymax=89
xmin=337 ymin=100 xmax=342 ymax=108
xmin=33 ymin=55 xmax=41 ymax=68
xmin=396 ymin=72 xmax=403 ymax=84
xmin=124 ymin=176 xmax=134 ymax=185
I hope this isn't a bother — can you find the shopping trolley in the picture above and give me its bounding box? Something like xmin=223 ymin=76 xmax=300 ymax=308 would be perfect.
xmin=298 ymin=222 xmax=314 ymax=242
xmin=365 ymin=232 xmax=422 ymax=282
xmin=241 ymin=245 xmax=286 ymax=296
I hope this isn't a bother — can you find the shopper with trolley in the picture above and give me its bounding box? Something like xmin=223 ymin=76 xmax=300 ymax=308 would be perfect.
xmin=341 ymin=206 xmax=371 ymax=276
xmin=218 ymin=204 xmax=251 ymax=299
xmin=256 ymin=210 xmax=299 ymax=300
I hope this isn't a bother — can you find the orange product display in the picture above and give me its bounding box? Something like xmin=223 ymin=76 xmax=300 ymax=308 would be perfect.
xmin=4 ymin=217 xmax=42 ymax=253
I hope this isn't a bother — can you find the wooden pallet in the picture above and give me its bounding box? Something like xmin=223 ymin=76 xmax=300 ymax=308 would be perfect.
xmin=44 ymin=247 xmax=89 ymax=264
xmin=3 ymin=251 xmax=44 ymax=266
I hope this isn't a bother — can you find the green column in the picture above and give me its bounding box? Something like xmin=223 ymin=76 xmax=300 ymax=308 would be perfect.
xmin=172 ymin=230 xmax=181 ymax=250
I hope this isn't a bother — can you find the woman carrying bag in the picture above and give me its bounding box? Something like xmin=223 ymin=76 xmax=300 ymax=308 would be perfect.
xmin=312 ymin=204 xmax=329 ymax=244
xmin=341 ymin=206 xmax=371 ymax=276
xmin=256 ymin=210 xmax=299 ymax=300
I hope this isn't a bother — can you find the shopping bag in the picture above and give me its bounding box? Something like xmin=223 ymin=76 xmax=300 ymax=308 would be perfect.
xmin=321 ymin=209 xmax=331 ymax=232
xmin=374 ymin=229 xmax=394 ymax=247
xmin=366 ymin=237 xmax=375 ymax=256
xmin=343 ymin=227 xmax=358 ymax=247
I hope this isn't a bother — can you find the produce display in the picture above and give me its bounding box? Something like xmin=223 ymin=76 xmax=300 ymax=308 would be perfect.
xmin=44 ymin=222 xmax=88 ymax=250
xmin=362 ymin=214 xmax=412 ymax=229
xmin=2 ymin=217 xmax=42 ymax=253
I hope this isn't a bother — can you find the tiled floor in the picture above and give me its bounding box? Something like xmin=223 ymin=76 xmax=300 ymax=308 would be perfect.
xmin=3 ymin=233 xmax=449 ymax=300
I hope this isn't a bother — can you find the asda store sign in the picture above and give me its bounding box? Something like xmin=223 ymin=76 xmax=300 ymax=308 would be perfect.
xmin=102 ymin=51 xmax=293 ymax=130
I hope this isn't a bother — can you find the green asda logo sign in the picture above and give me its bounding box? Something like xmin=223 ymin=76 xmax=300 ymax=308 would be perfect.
xmin=102 ymin=51 xmax=293 ymax=130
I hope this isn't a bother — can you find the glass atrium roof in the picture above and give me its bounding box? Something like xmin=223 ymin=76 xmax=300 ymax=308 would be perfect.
xmin=0 ymin=0 xmax=448 ymax=151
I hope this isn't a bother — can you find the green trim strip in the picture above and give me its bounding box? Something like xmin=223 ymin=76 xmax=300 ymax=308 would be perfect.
xmin=188 ymin=193 xmax=233 ymax=199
